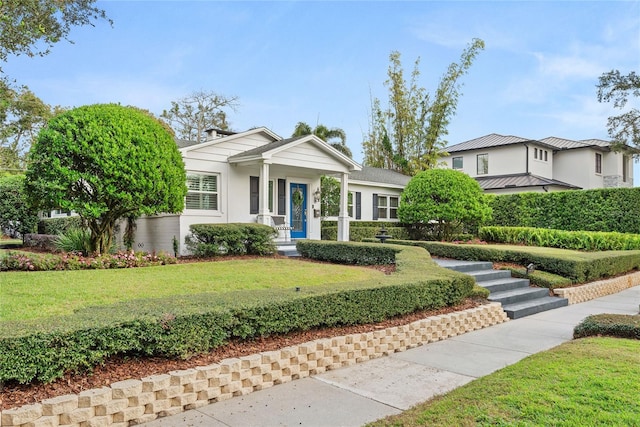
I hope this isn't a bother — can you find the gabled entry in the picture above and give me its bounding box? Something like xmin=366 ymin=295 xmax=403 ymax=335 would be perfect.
xmin=290 ymin=183 xmax=307 ymax=239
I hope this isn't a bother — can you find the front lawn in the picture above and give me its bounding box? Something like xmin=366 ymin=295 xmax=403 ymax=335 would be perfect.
xmin=369 ymin=337 xmax=640 ymax=426
xmin=0 ymin=258 xmax=384 ymax=322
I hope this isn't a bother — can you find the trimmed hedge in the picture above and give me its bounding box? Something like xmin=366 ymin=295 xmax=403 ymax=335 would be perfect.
xmin=185 ymin=223 xmax=277 ymax=256
xmin=382 ymin=239 xmax=640 ymax=284
xmin=574 ymin=314 xmax=640 ymax=340
xmin=38 ymin=216 xmax=84 ymax=235
xmin=499 ymin=267 xmax=572 ymax=290
xmin=489 ymin=187 xmax=640 ymax=234
xmin=297 ymin=240 xmax=399 ymax=265
xmin=0 ymin=242 xmax=478 ymax=384
xmin=321 ymin=221 xmax=410 ymax=242
xmin=480 ymin=226 xmax=640 ymax=252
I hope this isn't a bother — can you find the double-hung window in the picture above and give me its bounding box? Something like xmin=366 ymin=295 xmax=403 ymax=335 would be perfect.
xmin=477 ymin=153 xmax=488 ymax=175
xmin=374 ymin=194 xmax=399 ymax=219
xmin=186 ymin=174 xmax=219 ymax=210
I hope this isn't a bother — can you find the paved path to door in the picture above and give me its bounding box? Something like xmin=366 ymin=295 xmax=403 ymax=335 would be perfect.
xmin=146 ymin=285 xmax=640 ymax=427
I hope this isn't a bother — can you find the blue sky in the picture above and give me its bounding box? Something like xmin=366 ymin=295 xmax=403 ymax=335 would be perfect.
xmin=4 ymin=1 xmax=640 ymax=176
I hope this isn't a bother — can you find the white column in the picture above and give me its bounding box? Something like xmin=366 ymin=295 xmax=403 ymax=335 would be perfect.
xmin=337 ymin=172 xmax=350 ymax=241
xmin=257 ymin=161 xmax=271 ymax=225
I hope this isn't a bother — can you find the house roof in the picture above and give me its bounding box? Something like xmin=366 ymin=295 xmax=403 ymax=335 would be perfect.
xmin=540 ymin=136 xmax=610 ymax=151
xmin=349 ymin=166 xmax=411 ymax=186
xmin=227 ymin=136 xmax=303 ymax=159
xmin=179 ymin=127 xmax=281 ymax=152
xmin=445 ymin=133 xmax=556 ymax=153
xmin=475 ymin=173 xmax=580 ymax=191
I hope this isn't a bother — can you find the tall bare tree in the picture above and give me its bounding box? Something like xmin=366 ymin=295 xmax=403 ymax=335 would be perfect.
xmin=363 ymin=38 xmax=485 ymax=175
xmin=161 ymin=90 xmax=239 ymax=142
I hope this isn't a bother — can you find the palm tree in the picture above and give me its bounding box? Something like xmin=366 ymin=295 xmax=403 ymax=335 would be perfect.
xmin=292 ymin=121 xmax=352 ymax=158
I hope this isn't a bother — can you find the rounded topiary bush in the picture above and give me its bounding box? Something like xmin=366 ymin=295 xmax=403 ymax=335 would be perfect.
xmin=398 ymin=169 xmax=491 ymax=241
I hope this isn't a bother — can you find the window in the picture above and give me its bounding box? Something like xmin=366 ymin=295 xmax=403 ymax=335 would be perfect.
xmin=452 ymin=157 xmax=463 ymax=170
xmin=595 ymin=153 xmax=602 ymax=174
xmin=477 ymin=153 xmax=488 ymax=175
xmin=186 ymin=174 xmax=218 ymax=210
xmin=534 ymin=148 xmax=538 ymax=159
xmin=347 ymin=192 xmax=354 ymax=217
xmin=544 ymin=150 xmax=548 ymax=161
xmin=375 ymin=195 xmax=399 ymax=219
xmin=623 ymin=155 xmax=630 ymax=182
xmin=250 ymin=177 xmax=275 ymax=214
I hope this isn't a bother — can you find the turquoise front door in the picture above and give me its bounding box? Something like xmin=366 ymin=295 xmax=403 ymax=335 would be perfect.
xmin=290 ymin=183 xmax=307 ymax=239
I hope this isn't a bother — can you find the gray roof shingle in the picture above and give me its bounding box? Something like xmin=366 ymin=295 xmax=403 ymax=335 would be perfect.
xmin=349 ymin=166 xmax=411 ymax=186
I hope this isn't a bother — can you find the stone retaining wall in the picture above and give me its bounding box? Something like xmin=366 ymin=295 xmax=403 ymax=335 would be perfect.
xmin=1 ymin=303 xmax=508 ymax=427
xmin=553 ymin=271 xmax=640 ymax=304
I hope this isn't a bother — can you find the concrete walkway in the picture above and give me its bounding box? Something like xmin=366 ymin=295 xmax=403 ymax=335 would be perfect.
xmin=145 ymin=285 xmax=640 ymax=427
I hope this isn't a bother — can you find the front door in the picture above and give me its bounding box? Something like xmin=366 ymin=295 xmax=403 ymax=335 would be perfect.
xmin=290 ymin=183 xmax=307 ymax=239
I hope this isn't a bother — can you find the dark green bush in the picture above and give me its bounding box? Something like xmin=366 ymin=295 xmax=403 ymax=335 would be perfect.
xmin=296 ymin=240 xmax=399 ymax=265
xmin=499 ymin=267 xmax=572 ymax=290
xmin=185 ymin=223 xmax=277 ymax=257
xmin=480 ymin=226 xmax=640 ymax=252
xmin=489 ymin=187 xmax=640 ymax=234
xmin=38 ymin=216 xmax=84 ymax=235
xmin=384 ymin=239 xmax=640 ymax=283
xmin=321 ymin=226 xmax=410 ymax=242
xmin=0 ymin=243 xmax=478 ymax=384
xmin=574 ymin=314 xmax=640 ymax=339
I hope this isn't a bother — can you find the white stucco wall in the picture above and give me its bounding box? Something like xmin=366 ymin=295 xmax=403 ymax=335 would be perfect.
xmin=553 ymin=149 xmax=602 ymax=189
xmin=444 ymin=144 xmax=527 ymax=177
xmin=341 ymin=181 xmax=404 ymax=222
xmin=528 ymin=143 xmax=553 ymax=179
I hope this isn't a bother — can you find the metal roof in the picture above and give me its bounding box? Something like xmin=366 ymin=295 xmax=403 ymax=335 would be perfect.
xmin=475 ymin=173 xmax=580 ymax=191
xmin=349 ymin=166 xmax=411 ymax=186
xmin=539 ymin=137 xmax=610 ymax=151
xmin=445 ymin=133 xmax=554 ymax=153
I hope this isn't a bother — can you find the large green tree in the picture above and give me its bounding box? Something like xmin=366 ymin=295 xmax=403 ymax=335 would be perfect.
xmin=0 ymin=0 xmax=110 ymax=66
xmin=363 ymin=39 xmax=485 ymax=175
xmin=596 ymin=70 xmax=640 ymax=153
xmin=0 ymin=82 xmax=60 ymax=173
xmin=25 ymin=104 xmax=187 ymax=254
xmin=161 ymin=90 xmax=239 ymax=142
xmin=292 ymin=121 xmax=352 ymax=157
xmin=0 ymin=174 xmax=38 ymax=240
xmin=398 ymin=168 xmax=491 ymax=241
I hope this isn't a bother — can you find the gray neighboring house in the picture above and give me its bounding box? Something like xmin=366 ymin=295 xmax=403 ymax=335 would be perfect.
xmin=441 ymin=133 xmax=634 ymax=194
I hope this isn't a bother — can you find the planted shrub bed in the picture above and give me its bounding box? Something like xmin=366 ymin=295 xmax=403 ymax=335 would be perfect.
xmin=321 ymin=220 xmax=410 ymax=241
xmin=0 ymin=243 xmax=477 ymax=385
xmin=574 ymin=314 xmax=640 ymax=340
xmin=384 ymin=239 xmax=640 ymax=283
xmin=185 ymin=223 xmax=277 ymax=256
xmin=480 ymin=226 xmax=640 ymax=251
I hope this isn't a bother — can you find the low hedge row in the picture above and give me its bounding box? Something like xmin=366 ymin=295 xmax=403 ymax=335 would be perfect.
xmin=185 ymin=223 xmax=277 ymax=256
xmin=321 ymin=226 xmax=410 ymax=242
xmin=574 ymin=314 xmax=640 ymax=340
xmin=38 ymin=216 xmax=84 ymax=235
xmin=296 ymin=240 xmax=399 ymax=265
xmin=480 ymin=226 xmax=640 ymax=252
xmin=0 ymin=242 xmax=479 ymax=384
xmin=382 ymin=240 xmax=640 ymax=284
xmin=499 ymin=267 xmax=572 ymax=290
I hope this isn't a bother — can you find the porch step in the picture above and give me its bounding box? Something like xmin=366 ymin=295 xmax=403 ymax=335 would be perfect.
xmin=434 ymin=258 xmax=568 ymax=319
xmin=277 ymin=243 xmax=300 ymax=257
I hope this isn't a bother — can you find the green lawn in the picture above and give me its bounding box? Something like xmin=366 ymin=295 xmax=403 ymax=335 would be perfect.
xmin=369 ymin=337 xmax=640 ymax=426
xmin=0 ymin=258 xmax=384 ymax=321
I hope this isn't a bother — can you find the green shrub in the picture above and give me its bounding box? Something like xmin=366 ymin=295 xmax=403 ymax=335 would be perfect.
xmin=489 ymin=187 xmax=640 ymax=234
xmin=297 ymin=240 xmax=399 ymax=265
xmin=384 ymin=239 xmax=640 ymax=283
xmin=0 ymin=250 xmax=176 ymax=271
xmin=480 ymin=226 xmax=640 ymax=252
xmin=321 ymin=226 xmax=410 ymax=242
xmin=0 ymin=243 xmax=478 ymax=384
xmin=38 ymin=216 xmax=84 ymax=235
xmin=499 ymin=267 xmax=572 ymax=289
xmin=574 ymin=314 xmax=640 ymax=340
xmin=54 ymin=228 xmax=92 ymax=255
xmin=185 ymin=223 xmax=277 ymax=257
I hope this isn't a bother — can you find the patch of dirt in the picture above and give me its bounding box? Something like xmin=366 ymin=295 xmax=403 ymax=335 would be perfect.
xmin=0 ymin=299 xmax=480 ymax=410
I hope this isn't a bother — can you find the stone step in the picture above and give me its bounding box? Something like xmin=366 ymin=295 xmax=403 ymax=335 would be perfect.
xmin=480 ymin=277 xmax=531 ymax=293
xmin=502 ymin=296 xmax=569 ymax=320
xmin=466 ymin=269 xmax=513 ymax=282
xmin=489 ymin=287 xmax=551 ymax=305
xmin=433 ymin=259 xmax=493 ymax=273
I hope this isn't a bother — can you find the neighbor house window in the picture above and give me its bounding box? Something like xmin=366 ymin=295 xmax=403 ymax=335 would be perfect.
xmin=375 ymin=195 xmax=399 ymax=219
xmin=477 ymin=153 xmax=488 ymax=175
xmin=595 ymin=153 xmax=602 ymax=174
xmin=544 ymin=150 xmax=548 ymax=161
xmin=623 ymin=155 xmax=630 ymax=182
xmin=452 ymin=157 xmax=463 ymax=170
xmin=186 ymin=174 xmax=218 ymax=210
xmin=534 ymin=148 xmax=538 ymax=159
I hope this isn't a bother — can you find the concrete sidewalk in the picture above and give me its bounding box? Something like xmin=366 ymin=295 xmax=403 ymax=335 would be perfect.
xmin=145 ymin=285 xmax=640 ymax=427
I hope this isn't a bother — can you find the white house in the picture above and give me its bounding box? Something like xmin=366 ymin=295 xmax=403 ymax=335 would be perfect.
xmin=441 ymin=133 xmax=634 ymax=194
xmin=129 ymin=127 xmax=408 ymax=255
